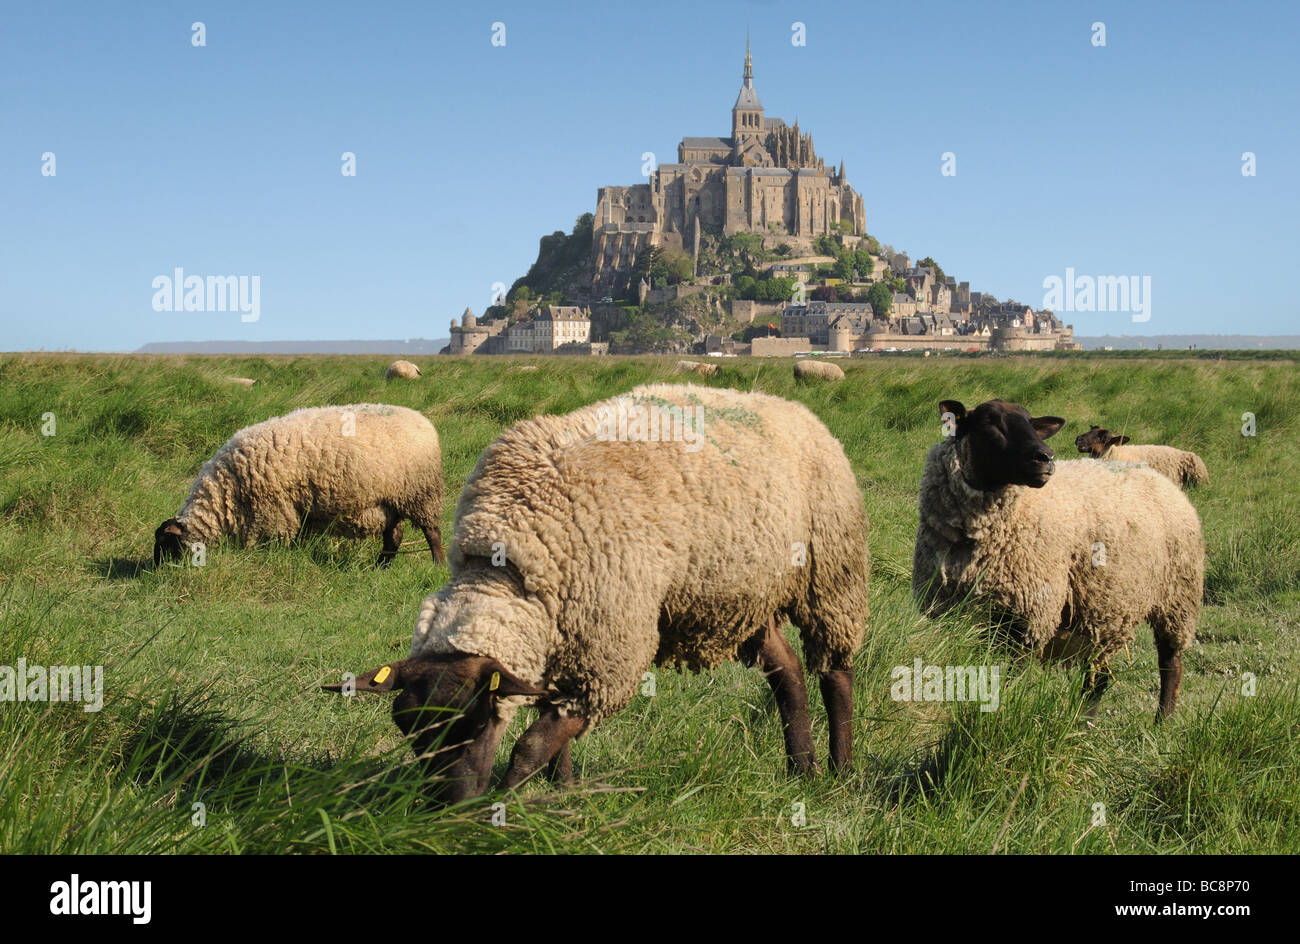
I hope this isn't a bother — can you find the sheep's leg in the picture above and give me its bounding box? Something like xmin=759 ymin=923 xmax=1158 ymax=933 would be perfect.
xmin=753 ymin=617 xmax=819 ymax=776
xmin=423 ymin=524 xmax=446 ymax=564
xmin=818 ymin=668 xmax=854 ymax=773
xmin=501 ymin=710 xmax=585 ymax=791
xmin=1081 ymin=664 xmax=1113 ymax=719
xmin=377 ymin=518 xmax=402 ymax=568
xmin=464 ymin=715 xmax=509 ymax=795
xmin=1155 ymin=638 xmax=1183 ymax=722
xmin=546 ymin=742 xmax=574 ymax=784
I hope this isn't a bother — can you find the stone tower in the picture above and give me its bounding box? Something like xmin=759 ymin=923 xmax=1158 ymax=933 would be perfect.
xmin=731 ymin=37 xmax=763 ymax=143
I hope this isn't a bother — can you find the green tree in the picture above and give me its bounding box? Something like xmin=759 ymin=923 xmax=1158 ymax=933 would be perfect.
xmin=650 ymin=249 xmax=695 ymax=286
xmin=918 ymin=256 xmax=946 ymax=282
xmin=868 ymin=282 xmax=893 ymax=319
xmin=854 ymin=247 xmax=874 ymax=278
xmin=834 ymin=254 xmax=855 ymax=282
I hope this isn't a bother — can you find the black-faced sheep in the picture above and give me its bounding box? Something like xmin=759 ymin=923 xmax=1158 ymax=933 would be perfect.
xmin=155 ymin=404 xmax=444 ymax=568
xmin=326 ymin=383 xmax=870 ymax=802
xmin=1075 ymin=425 xmax=1209 ymax=487
xmin=914 ymin=399 xmax=1203 ymax=721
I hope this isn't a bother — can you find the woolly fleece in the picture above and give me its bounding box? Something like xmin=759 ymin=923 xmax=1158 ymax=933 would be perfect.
xmin=173 ymin=403 xmax=442 ymax=548
xmin=386 ymin=360 xmax=421 ymax=380
xmin=1093 ymin=442 xmax=1209 ymax=488
xmin=794 ymin=360 xmax=845 ymax=381
xmin=411 ymin=383 xmax=870 ymax=728
xmin=914 ymin=439 xmax=1203 ymax=665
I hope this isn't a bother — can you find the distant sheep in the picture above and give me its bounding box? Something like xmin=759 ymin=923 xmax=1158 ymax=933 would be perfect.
xmin=386 ymin=360 xmax=421 ymax=380
xmin=225 ymin=377 xmax=256 ymax=389
xmin=1075 ymin=426 xmax=1208 ymax=487
xmin=914 ymin=399 xmax=1204 ymax=721
xmin=675 ymin=360 xmax=718 ymax=377
xmin=327 ymin=384 xmax=870 ymax=802
xmin=794 ymin=359 xmax=845 ymax=382
xmin=155 ymin=404 xmax=444 ymax=568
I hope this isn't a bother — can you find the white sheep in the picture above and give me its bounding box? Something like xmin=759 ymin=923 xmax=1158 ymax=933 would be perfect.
xmin=794 ymin=359 xmax=845 ymax=382
xmin=155 ymin=403 xmax=444 ymax=567
xmin=386 ymin=360 xmax=421 ymax=380
xmin=674 ymin=360 xmax=718 ymax=377
xmin=327 ymin=383 xmax=870 ymax=801
xmin=1075 ymin=425 xmax=1209 ymax=487
xmin=913 ymin=399 xmax=1203 ymax=720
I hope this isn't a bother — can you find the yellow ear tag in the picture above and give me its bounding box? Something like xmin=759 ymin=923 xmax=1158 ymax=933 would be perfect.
xmin=489 ymin=671 xmax=501 ymax=692
xmin=373 ymin=666 xmax=392 ymax=685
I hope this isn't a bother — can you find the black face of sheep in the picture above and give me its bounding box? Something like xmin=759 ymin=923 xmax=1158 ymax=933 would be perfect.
xmin=941 ymin=399 xmax=1065 ymax=490
xmin=323 ymin=655 xmax=547 ymax=805
xmin=153 ymin=518 xmax=186 ymax=565
xmin=1074 ymin=425 xmax=1130 ymax=457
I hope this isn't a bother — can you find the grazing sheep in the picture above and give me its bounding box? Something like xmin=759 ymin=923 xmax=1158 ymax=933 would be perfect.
xmin=794 ymin=359 xmax=845 ymax=382
xmin=155 ymin=404 xmax=444 ymax=568
xmin=386 ymin=360 xmax=421 ymax=380
xmin=914 ymin=399 xmax=1203 ymax=721
xmin=1075 ymin=425 xmax=1208 ymax=487
xmin=674 ymin=360 xmax=718 ymax=377
xmin=327 ymin=383 xmax=870 ymax=802
xmin=224 ymin=377 xmax=256 ymax=389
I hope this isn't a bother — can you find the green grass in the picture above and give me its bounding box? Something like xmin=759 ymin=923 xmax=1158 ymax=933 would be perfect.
xmin=1 ymin=352 xmax=1297 ymax=853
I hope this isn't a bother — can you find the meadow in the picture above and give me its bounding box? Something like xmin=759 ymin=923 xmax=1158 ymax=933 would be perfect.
xmin=0 ymin=352 xmax=1296 ymax=854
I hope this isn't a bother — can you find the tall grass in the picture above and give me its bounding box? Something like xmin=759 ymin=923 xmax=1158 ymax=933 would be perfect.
xmin=0 ymin=353 xmax=1296 ymax=852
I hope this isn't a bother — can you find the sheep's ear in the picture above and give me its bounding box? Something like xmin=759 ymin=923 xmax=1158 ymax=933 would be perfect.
xmin=1031 ymin=416 xmax=1065 ymax=439
xmin=1107 ymin=433 xmax=1130 ymax=447
xmin=155 ymin=518 xmax=183 ymax=540
xmin=939 ymin=400 xmax=966 ymax=422
xmin=322 ymin=660 xmax=413 ymax=694
xmin=479 ymin=659 xmax=547 ymax=699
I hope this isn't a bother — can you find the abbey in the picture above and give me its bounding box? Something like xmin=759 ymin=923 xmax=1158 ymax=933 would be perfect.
xmin=592 ymin=41 xmax=866 ymax=295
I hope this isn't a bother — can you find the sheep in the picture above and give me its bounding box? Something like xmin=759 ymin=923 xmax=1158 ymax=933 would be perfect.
xmin=325 ymin=383 xmax=870 ymax=802
xmin=154 ymin=404 xmax=444 ymax=568
xmin=386 ymin=360 xmax=421 ymax=380
xmin=674 ymin=360 xmax=718 ymax=377
xmin=224 ymin=377 xmax=256 ymax=389
xmin=1075 ymin=425 xmax=1208 ymax=487
xmin=794 ymin=359 xmax=845 ymax=382
xmin=913 ymin=399 xmax=1203 ymax=721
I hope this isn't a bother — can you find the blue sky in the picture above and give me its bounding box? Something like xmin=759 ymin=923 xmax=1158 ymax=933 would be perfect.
xmin=2 ymin=0 xmax=1297 ymax=350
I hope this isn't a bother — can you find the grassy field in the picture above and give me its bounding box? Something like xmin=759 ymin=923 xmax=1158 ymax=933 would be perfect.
xmin=1 ymin=352 xmax=1296 ymax=854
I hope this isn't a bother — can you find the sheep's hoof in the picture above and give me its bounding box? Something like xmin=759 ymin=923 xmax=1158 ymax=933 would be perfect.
xmin=789 ymin=758 xmax=821 ymax=778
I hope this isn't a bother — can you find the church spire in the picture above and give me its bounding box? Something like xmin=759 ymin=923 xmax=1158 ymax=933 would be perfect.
xmin=743 ymin=33 xmax=753 ymax=87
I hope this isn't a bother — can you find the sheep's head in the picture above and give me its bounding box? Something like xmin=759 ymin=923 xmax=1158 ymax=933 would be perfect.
xmin=1075 ymin=425 xmax=1130 ymax=457
xmin=153 ymin=518 xmax=186 ymax=565
xmin=940 ymin=398 xmax=1064 ymax=490
xmin=323 ymin=654 xmax=545 ymax=804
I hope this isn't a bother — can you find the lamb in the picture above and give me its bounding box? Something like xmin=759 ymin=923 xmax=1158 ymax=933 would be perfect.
xmin=913 ymin=399 xmax=1203 ymax=721
xmin=794 ymin=359 xmax=845 ymax=382
xmin=385 ymin=360 xmax=421 ymax=380
xmin=1075 ymin=425 xmax=1209 ymax=487
xmin=326 ymin=383 xmax=870 ymax=802
xmin=154 ymin=404 xmax=444 ymax=568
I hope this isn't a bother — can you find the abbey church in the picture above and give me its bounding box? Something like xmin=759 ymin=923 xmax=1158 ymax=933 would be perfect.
xmin=592 ymin=42 xmax=866 ymax=295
